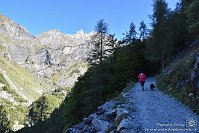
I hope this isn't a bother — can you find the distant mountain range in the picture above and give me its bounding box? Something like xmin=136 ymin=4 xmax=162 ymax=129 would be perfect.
xmin=0 ymin=13 xmax=95 ymax=99
xmin=0 ymin=14 xmax=95 ymax=130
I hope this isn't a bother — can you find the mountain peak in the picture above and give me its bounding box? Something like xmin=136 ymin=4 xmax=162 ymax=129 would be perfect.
xmin=0 ymin=14 xmax=34 ymax=40
xmin=43 ymin=29 xmax=65 ymax=36
xmin=76 ymin=29 xmax=85 ymax=34
xmin=38 ymin=28 xmax=94 ymax=47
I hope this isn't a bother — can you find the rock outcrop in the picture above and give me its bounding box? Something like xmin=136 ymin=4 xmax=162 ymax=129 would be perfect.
xmin=0 ymin=14 xmax=95 ymax=88
xmin=66 ymin=91 xmax=139 ymax=133
xmin=0 ymin=14 xmax=96 ymax=131
xmin=25 ymin=29 xmax=94 ymax=87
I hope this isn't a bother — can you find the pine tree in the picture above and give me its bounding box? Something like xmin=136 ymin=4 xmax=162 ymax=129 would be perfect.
xmin=166 ymin=1 xmax=190 ymax=55
xmin=88 ymin=19 xmax=109 ymax=103
xmin=122 ymin=22 xmax=137 ymax=44
xmin=88 ymin=19 xmax=108 ymax=64
xmin=29 ymin=95 xmax=49 ymax=125
xmin=187 ymin=0 xmax=199 ymax=39
xmin=139 ymin=20 xmax=148 ymax=41
xmin=181 ymin=0 xmax=193 ymax=13
xmin=145 ymin=0 xmax=169 ymax=70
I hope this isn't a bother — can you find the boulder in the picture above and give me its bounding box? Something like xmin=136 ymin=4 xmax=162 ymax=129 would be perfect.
xmin=83 ymin=118 xmax=92 ymax=125
xmin=101 ymin=101 xmax=115 ymax=112
xmin=91 ymin=118 xmax=111 ymax=132
xmin=88 ymin=113 xmax=97 ymax=120
xmin=82 ymin=126 xmax=96 ymax=133
xmin=120 ymin=129 xmax=137 ymax=133
xmin=103 ymin=109 xmax=117 ymax=122
xmin=65 ymin=128 xmax=75 ymax=133
xmin=96 ymin=106 xmax=105 ymax=115
xmin=121 ymin=92 xmax=132 ymax=99
xmin=117 ymin=118 xmax=134 ymax=131
xmin=116 ymin=107 xmax=128 ymax=119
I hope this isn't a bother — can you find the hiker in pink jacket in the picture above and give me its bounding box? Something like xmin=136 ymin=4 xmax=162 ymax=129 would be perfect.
xmin=138 ymin=73 xmax=146 ymax=91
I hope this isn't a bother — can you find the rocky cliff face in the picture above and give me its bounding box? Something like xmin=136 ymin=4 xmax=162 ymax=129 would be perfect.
xmin=30 ymin=29 xmax=94 ymax=87
xmin=0 ymin=14 xmax=94 ymax=90
xmin=0 ymin=14 xmax=34 ymax=40
xmin=0 ymin=14 xmax=95 ymax=130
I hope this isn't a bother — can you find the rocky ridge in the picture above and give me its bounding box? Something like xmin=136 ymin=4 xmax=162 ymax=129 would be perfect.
xmin=0 ymin=13 xmax=95 ymax=131
xmin=30 ymin=29 xmax=95 ymax=87
xmin=0 ymin=14 xmax=95 ymax=91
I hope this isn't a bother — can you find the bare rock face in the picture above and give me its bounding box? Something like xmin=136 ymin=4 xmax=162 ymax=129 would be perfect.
xmin=0 ymin=15 xmax=34 ymax=40
xmin=38 ymin=29 xmax=94 ymax=47
xmin=0 ymin=14 xmax=94 ymax=88
xmin=25 ymin=29 xmax=94 ymax=87
xmin=0 ymin=14 xmax=96 ymax=131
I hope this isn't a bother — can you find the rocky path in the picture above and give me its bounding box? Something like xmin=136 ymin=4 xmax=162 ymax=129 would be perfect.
xmin=126 ymin=77 xmax=199 ymax=133
xmin=67 ymin=77 xmax=199 ymax=133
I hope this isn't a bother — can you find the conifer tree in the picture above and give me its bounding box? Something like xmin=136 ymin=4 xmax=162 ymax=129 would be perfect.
xmin=139 ymin=21 xmax=148 ymax=41
xmin=88 ymin=19 xmax=109 ymax=103
xmin=29 ymin=95 xmax=49 ymax=125
xmin=145 ymin=0 xmax=169 ymax=70
xmin=187 ymin=0 xmax=199 ymax=39
xmin=122 ymin=22 xmax=137 ymax=44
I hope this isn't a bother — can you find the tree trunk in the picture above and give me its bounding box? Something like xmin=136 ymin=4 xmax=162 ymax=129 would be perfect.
xmin=99 ymin=32 xmax=103 ymax=104
xmin=161 ymin=41 xmax=165 ymax=70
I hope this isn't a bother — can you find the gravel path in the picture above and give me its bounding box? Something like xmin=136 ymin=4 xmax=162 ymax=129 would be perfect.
xmin=129 ymin=77 xmax=199 ymax=133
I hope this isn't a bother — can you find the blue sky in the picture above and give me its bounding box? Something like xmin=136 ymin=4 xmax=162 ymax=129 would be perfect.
xmin=0 ymin=0 xmax=178 ymax=39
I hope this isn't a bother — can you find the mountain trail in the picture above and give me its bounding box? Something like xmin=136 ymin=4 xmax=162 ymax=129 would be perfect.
xmin=67 ymin=77 xmax=199 ymax=133
xmin=124 ymin=77 xmax=199 ymax=133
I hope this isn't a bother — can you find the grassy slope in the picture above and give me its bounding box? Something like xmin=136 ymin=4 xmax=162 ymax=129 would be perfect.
xmin=0 ymin=21 xmax=50 ymax=101
xmin=0 ymin=73 xmax=61 ymax=130
xmin=0 ymin=57 xmax=52 ymax=129
xmin=0 ymin=57 xmax=50 ymax=101
xmin=0 ymin=72 xmax=28 ymax=129
xmin=0 ymin=14 xmax=62 ymax=130
xmin=45 ymin=94 xmax=63 ymax=113
xmin=157 ymin=45 xmax=199 ymax=114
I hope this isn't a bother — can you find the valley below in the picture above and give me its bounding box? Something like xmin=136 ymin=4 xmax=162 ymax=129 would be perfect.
xmin=0 ymin=14 xmax=94 ymax=131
